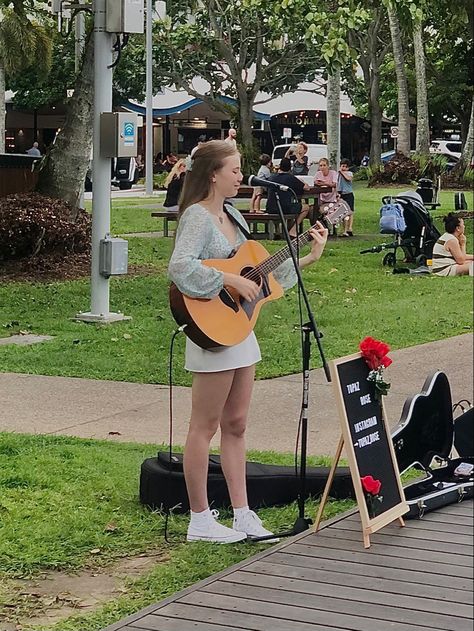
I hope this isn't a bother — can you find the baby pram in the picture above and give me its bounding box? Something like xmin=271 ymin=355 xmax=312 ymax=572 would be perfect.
xmin=361 ymin=191 xmax=441 ymax=267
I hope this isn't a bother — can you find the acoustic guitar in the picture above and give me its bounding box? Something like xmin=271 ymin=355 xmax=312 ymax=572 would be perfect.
xmin=169 ymin=200 xmax=352 ymax=349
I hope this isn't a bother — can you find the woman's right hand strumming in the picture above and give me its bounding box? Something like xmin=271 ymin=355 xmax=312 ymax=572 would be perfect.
xmin=223 ymin=273 xmax=260 ymax=301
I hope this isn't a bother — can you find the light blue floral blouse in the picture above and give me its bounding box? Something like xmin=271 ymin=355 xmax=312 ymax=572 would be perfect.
xmin=168 ymin=203 xmax=297 ymax=297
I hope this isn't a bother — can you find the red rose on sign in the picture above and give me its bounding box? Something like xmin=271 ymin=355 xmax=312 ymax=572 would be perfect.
xmin=361 ymin=475 xmax=382 ymax=496
xmin=359 ymin=337 xmax=392 ymax=371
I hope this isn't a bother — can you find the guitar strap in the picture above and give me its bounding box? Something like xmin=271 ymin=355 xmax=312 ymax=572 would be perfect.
xmin=223 ymin=204 xmax=253 ymax=240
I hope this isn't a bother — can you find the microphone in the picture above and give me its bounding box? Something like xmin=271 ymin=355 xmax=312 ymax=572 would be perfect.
xmin=247 ymin=175 xmax=290 ymax=191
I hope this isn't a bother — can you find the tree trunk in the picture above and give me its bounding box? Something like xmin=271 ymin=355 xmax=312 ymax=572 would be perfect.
xmin=235 ymin=88 xmax=257 ymax=175
xmin=369 ymin=70 xmax=383 ymax=166
xmin=413 ymin=18 xmax=430 ymax=154
xmin=461 ymin=94 xmax=474 ymax=166
xmin=326 ymin=69 xmax=341 ymax=168
xmin=386 ymin=2 xmax=411 ymax=156
xmin=0 ymin=63 xmax=5 ymax=154
xmin=36 ymin=32 xmax=94 ymax=216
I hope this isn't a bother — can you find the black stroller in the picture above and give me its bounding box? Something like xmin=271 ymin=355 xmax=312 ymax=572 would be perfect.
xmin=361 ymin=191 xmax=440 ymax=267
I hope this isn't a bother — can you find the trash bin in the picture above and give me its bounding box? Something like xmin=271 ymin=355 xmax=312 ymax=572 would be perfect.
xmin=416 ymin=178 xmax=435 ymax=204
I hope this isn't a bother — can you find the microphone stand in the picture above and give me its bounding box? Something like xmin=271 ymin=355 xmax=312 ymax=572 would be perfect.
xmin=251 ymin=188 xmax=332 ymax=543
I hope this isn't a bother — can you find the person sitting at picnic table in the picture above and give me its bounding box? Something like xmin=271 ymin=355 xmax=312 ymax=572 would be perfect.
xmin=266 ymin=157 xmax=310 ymax=237
xmin=432 ymin=214 xmax=473 ymax=276
xmin=285 ymin=142 xmax=309 ymax=176
xmin=314 ymin=158 xmax=338 ymax=203
xmin=163 ymin=159 xmax=187 ymax=212
xmin=250 ymin=153 xmax=272 ymax=213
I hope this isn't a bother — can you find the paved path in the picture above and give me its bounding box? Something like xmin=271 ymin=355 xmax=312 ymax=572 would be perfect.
xmin=0 ymin=334 xmax=471 ymax=456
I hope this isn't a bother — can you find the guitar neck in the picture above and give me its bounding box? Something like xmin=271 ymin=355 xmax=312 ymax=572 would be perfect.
xmin=254 ymin=229 xmax=313 ymax=277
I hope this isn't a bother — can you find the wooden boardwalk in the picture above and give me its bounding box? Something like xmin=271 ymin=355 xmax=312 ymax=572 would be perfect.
xmin=104 ymin=500 xmax=473 ymax=631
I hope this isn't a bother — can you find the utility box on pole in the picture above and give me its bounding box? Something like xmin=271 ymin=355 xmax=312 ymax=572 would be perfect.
xmin=100 ymin=112 xmax=139 ymax=157
xmin=106 ymin=0 xmax=144 ymax=33
xmin=99 ymin=236 xmax=128 ymax=278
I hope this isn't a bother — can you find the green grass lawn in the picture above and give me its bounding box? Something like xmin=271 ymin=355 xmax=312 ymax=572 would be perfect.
xmin=0 ymin=432 xmax=349 ymax=631
xmin=1 ymin=183 xmax=472 ymax=386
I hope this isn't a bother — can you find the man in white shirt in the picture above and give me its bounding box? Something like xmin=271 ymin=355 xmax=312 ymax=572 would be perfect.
xmin=224 ymin=128 xmax=237 ymax=150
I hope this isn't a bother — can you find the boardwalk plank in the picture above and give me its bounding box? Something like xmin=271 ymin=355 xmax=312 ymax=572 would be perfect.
xmin=319 ymin=523 xmax=473 ymax=552
xmin=267 ymin=552 xmax=474 ymax=593
xmin=226 ymin=570 xmax=472 ymax=618
xmin=245 ymin=560 xmax=473 ymax=606
xmin=180 ymin=590 xmax=440 ymax=631
xmin=343 ymin=514 xmax=472 ymax=535
xmin=201 ymin=581 xmax=472 ymax=631
xmin=288 ymin=542 xmax=473 ymax=577
xmin=128 ymin=617 xmax=250 ymax=631
xmin=300 ymin=533 xmax=473 ymax=566
xmin=339 ymin=517 xmax=473 ymax=541
xmin=142 ymin=603 xmax=342 ymax=631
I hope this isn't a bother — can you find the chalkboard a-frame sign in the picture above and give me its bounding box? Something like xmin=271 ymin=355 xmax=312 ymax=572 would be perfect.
xmin=316 ymin=352 xmax=408 ymax=548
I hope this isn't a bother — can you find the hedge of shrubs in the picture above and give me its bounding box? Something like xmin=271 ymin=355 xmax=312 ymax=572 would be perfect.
xmin=0 ymin=193 xmax=91 ymax=262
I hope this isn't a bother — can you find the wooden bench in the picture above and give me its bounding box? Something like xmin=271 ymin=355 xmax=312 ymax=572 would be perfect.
xmin=151 ymin=210 xmax=295 ymax=240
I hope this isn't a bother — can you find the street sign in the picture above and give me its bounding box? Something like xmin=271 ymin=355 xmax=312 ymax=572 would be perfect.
xmin=282 ymin=127 xmax=292 ymax=139
xmin=390 ymin=126 xmax=399 ymax=138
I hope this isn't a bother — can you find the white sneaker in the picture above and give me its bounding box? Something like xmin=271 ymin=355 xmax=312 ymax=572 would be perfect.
xmin=187 ymin=510 xmax=247 ymax=544
xmin=233 ymin=510 xmax=279 ymax=543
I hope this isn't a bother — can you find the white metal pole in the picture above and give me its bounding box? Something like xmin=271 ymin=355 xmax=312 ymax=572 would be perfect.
xmin=145 ymin=0 xmax=154 ymax=196
xmin=77 ymin=0 xmax=128 ymax=322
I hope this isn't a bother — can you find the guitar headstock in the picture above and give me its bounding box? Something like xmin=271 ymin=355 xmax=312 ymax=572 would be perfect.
xmin=318 ymin=199 xmax=353 ymax=226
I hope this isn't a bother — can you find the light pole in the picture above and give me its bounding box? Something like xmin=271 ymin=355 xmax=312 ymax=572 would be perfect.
xmin=76 ymin=0 xmax=129 ymax=323
xmin=145 ymin=0 xmax=154 ymax=196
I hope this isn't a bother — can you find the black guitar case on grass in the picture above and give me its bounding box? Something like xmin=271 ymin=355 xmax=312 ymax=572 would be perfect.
xmin=392 ymin=371 xmax=474 ymax=519
xmin=140 ymin=452 xmax=355 ymax=513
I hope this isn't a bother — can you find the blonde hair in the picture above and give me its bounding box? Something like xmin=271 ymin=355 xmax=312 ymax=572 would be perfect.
xmin=318 ymin=158 xmax=329 ymax=167
xmin=164 ymin=159 xmax=186 ymax=188
xmin=178 ymin=140 xmax=238 ymax=215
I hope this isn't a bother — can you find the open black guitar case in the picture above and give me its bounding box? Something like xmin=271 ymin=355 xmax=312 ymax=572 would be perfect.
xmin=392 ymin=371 xmax=474 ymax=519
xmin=140 ymin=452 xmax=355 ymax=513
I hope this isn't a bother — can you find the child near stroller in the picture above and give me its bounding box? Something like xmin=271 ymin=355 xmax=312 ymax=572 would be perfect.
xmin=361 ymin=191 xmax=440 ymax=267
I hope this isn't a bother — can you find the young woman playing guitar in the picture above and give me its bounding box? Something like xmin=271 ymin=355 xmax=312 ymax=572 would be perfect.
xmin=168 ymin=140 xmax=328 ymax=544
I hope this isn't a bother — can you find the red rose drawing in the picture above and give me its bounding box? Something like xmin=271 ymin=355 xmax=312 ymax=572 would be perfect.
xmin=359 ymin=337 xmax=392 ymax=370
xmin=361 ymin=475 xmax=382 ymax=496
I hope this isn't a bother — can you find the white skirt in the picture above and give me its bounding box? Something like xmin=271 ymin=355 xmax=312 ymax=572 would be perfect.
xmin=185 ymin=332 xmax=261 ymax=373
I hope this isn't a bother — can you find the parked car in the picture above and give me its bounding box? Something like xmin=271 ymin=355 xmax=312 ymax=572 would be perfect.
xmin=429 ymin=139 xmax=462 ymax=159
xmin=85 ymin=157 xmax=139 ymax=191
xmin=271 ymin=143 xmax=328 ymax=176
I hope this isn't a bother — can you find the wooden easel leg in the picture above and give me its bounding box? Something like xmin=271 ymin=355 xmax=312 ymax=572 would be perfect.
xmin=314 ymin=435 xmax=344 ymax=532
xmin=398 ymin=517 xmax=405 ymax=528
xmin=363 ymin=531 xmax=371 ymax=549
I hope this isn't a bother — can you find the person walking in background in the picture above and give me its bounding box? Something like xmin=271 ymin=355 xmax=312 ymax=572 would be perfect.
xmin=338 ymin=158 xmax=355 ymax=237
xmin=168 ymin=140 xmax=328 ymax=544
xmin=250 ymin=153 xmax=272 ymax=213
xmin=26 ymin=142 xmax=41 ymax=157
xmin=432 ymin=214 xmax=473 ymax=276
xmin=224 ymin=128 xmax=238 ymax=150
xmin=163 ymin=159 xmax=187 ymax=212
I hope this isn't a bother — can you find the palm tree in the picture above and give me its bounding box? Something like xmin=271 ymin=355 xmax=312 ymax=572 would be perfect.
xmin=384 ymin=0 xmax=411 ymax=156
xmin=0 ymin=4 xmax=51 ymax=153
xmin=326 ymin=69 xmax=341 ymax=169
xmin=412 ymin=10 xmax=430 ymax=154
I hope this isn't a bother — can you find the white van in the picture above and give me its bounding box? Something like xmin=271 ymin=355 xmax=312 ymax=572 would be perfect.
xmin=272 ymin=143 xmax=328 ymax=176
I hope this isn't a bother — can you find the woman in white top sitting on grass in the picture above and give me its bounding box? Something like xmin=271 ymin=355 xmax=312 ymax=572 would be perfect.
xmin=432 ymin=213 xmax=473 ymax=276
